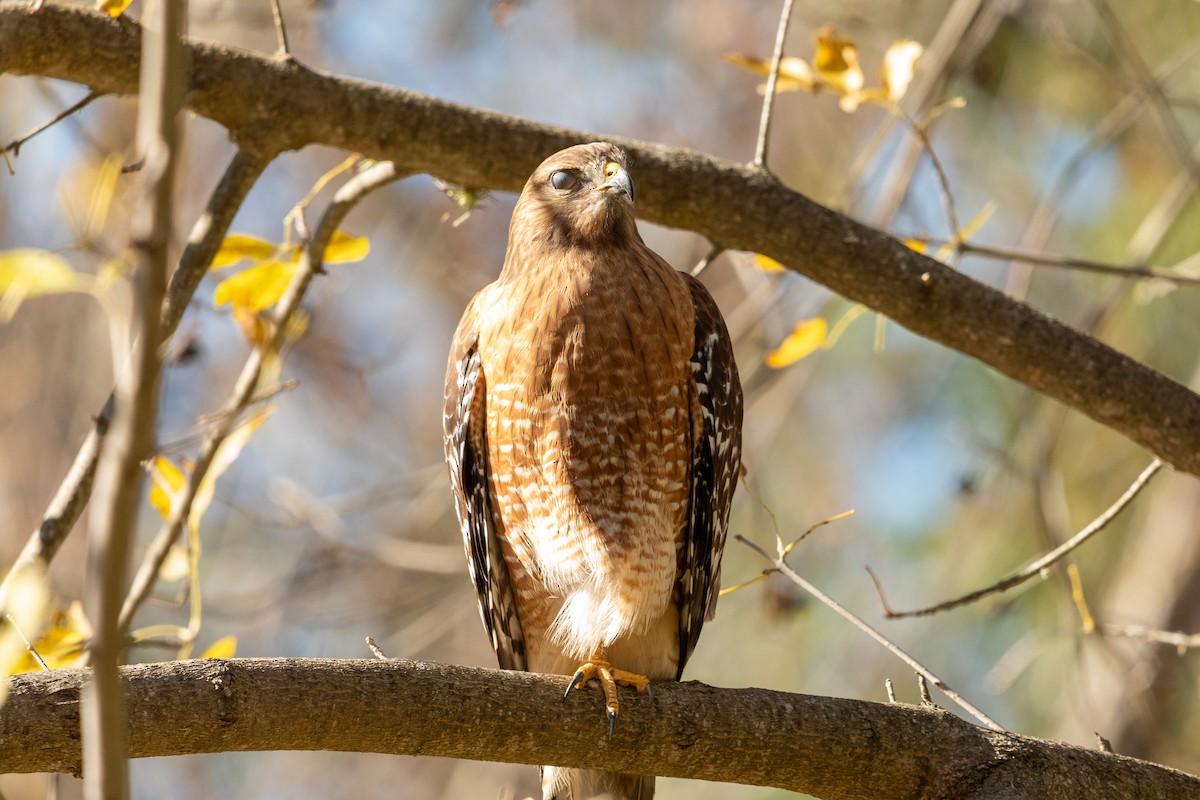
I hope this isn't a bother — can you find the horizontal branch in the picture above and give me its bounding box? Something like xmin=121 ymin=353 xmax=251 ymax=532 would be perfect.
xmin=2 ymin=658 xmax=1197 ymax=800
xmin=3 ymin=4 xmax=1200 ymax=475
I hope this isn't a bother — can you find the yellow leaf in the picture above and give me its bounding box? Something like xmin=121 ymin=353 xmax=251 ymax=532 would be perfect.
xmin=753 ymin=254 xmax=787 ymax=272
xmin=201 ymin=635 xmax=237 ymax=659
xmin=148 ymin=456 xmax=186 ymax=519
xmin=724 ymin=53 xmax=815 ymax=93
xmin=1 ymin=563 xmax=49 ymax=698
xmin=12 ymin=601 xmax=90 ymax=673
xmin=0 ymin=249 xmax=81 ymax=297
xmin=322 ymin=230 xmax=370 ymax=264
xmin=766 ymin=318 xmax=828 ymax=368
xmin=813 ymin=25 xmax=864 ymax=98
xmin=881 ymin=40 xmax=923 ymax=102
xmin=211 ymin=234 xmax=277 ymax=270
xmin=213 ymin=259 xmax=296 ymax=312
xmin=902 ymin=239 xmax=928 ymax=254
xmin=97 ymin=0 xmax=133 ymax=17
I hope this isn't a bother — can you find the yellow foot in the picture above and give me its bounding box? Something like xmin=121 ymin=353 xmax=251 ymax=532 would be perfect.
xmin=563 ymin=658 xmax=651 ymax=736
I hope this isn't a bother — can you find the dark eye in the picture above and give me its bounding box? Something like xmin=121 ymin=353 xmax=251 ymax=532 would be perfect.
xmin=551 ymin=171 xmax=577 ymax=191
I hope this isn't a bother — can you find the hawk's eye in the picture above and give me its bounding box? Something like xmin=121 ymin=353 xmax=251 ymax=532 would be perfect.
xmin=551 ymin=171 xmax=578 ymax=191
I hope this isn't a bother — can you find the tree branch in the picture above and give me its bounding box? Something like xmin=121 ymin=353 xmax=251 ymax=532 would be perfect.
xmin=1 ymin=658 xmax=1197 ymax=800
xmin=3 ymin=3 xmax=1200 ymax=478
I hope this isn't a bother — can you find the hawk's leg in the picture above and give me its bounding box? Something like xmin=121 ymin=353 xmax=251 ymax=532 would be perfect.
xmin=563 ymin=649 xmax=651 ymax=736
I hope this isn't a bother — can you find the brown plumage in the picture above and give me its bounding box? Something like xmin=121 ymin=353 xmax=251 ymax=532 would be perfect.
xmin=444 ymin=142 xmax=742 ymax=800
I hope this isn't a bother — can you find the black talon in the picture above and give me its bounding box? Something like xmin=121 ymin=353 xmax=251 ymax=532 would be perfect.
xmin=607 ymin=710 xmax=617 ymax=738
xmin=563 ymin=670 xmax=586 ymax=700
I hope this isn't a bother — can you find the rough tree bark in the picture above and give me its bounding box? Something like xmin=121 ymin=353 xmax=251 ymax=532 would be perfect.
xmin=2 ymin=3 xmax=1199 ymax=478
xmin=2 ymin=659 xmax=1198 ymax=800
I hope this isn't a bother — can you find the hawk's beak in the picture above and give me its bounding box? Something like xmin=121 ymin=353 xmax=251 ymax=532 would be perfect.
xmin=596 ymin=165 xmax=634 ymax=203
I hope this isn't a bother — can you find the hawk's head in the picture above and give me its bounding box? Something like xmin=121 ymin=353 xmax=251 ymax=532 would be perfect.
xmin=509 ymin=142 xmax=639 ymax=249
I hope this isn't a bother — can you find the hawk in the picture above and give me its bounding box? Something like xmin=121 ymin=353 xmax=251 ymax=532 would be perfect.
xmin=444 ymin=142 xmax=743 ymax=800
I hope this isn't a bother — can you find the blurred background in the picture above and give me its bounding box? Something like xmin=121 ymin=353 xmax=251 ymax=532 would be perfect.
xmin=2 ymin=0 xmax=1200 ymax=798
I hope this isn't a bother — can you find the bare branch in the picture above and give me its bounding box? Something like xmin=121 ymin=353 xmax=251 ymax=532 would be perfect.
xmin=737 ymin=536 xmax=1005 ymax=732
xmin=5 ymin=6 xmax=1198 ymax=475
xmin=1098 ymin=623 xmax=1200 ymax=650
xmin=82 ymin=1 xmax=185 ymax=796
xmin=0 ymin=146 xmax=272 ymax=622
xmin=957 ymin=242 xmax=1200 ymax=285
xmin=753 ymin=0 xmax=796 ymax=169
xmin=1 ymin=89 xmax=97 ymax=161
xmin=871 ymin=459 xmax=1163 ymax=619
xmin=3 ymin=659 xmax=1199 ymax=799
xmin=118 ymin=160 xmax=404 ymax=634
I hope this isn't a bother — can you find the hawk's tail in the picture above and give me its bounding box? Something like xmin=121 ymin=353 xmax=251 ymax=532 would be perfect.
xmin=542 ymin=767 xmax=654 ymax=800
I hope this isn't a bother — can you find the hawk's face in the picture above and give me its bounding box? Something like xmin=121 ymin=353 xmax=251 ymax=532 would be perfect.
xmin=511 ymin=142 xmax=639 ymax=248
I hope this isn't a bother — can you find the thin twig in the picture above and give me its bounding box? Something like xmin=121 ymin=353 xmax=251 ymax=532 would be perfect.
xmin=898 ymin=108 xmax=961 ymax=249
xmin=365 ymin=636 xmax=389 ymax=661
xmin=82 ymin=1 xmax=184 ymax=795
xmin=0 ymin=148 xmax=273 ymax=618
xmin=956 ymin=242 xmax=1200 ymax=285
xmin=1089 ymin=0 xmax=1200 ymax=188
xmin=870 ymin=459 xmax=1163 ymax=619
xmin=753 ymin=0 xmax=796 ymax=169
xmin=1098 ymin=623 xmax=1200 ymax=650
xmin=2 ymin=91 xmax=98 ymax=162
xmin=737 ymin=534 xmax=1005 ymax=731
xmin=4 ymin=613 xmax=49 ymax=671
xmin=690 ymin=244 xmax=722 ymax=277
xmin=269 ymin=0 xmax=291 ymax=57
xmin=118 ymin=160 xmax=405 ymax=635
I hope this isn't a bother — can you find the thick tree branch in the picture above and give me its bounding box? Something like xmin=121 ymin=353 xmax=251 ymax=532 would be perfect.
xmin=3 ymin=2 xmax=1200 ymax=478
xmin=4 ymin=4 xmax=1195 ymax=474
xmin=1 ymin=659 xmax=1197 ymax=800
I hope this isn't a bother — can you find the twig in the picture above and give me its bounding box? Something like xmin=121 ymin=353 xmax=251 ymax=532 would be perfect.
xmin=955 ymin=242 xmax=1200 ymax=285
xmin=365 ymin=636 xmax=389 ymax=661
xmin=2 ymin=90 xmax=98 ymax=161
xmin=1097 ymin=623 xmax=1200 ymax=650
xmin=898 ymin=108 xmax=961 ymax=250
xmin=1089 ymin=0 xmax=1200 ymax=188
xmin=269 ymin=0 xmax=291 ymax=58
xmin=869 ymin=459 xmax=1163 ymax=619
xmin=690 ymin=244 xmax=722 ymax=277
xmin=4 ymin=612 xmax=49 ymax=671
xmin=736 ymin=534 xmax=1005 ymax=731
xmin=0 ymin=148 xmax=273 ymax=618
xmin=82 ymin=1 xmax=184 ymax=796
xmin=118 ymin=160 xmax=404 ymax=635
xmin=753 ymin=0 xmax=796 ymax=169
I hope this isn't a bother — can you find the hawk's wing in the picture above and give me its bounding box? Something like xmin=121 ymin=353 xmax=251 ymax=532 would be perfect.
xmin=444 ymin=297 xmax=527 ymax=671
xmin=676 ymin=274 xmax=743 ymax=679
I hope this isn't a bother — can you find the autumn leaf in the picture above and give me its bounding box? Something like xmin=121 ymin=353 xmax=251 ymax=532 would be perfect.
xmin=813 ymin=25 xmax=864 ymax=100
xmin=201 ymin=635 xmax=238 ymax=659
xmin=0 ymin=249 xmax=88 ymax=321
xmin=723 ymin=53 xmax=815 ymax=93
xmin=753 ymin=253 xmax=788 ymax=272
xmin=11 ymin=601 xmax=91 ymax=673
xmin=0 ymin=562 xmax=49 ymax=701
xmin=881 ymin=40 xmax=924 ymax=102
xmin=149 ymin=455 xmax=187 ymax=519
xmin=96 ymin=0 xmax=133 ymax=18
xmin=766 ymin=317 xmax=828 ymax=368
xmin=320 ymin=230 xmax=370 ymax=263
xmin=211 ymin=234 xmax=277 ymax=270
xmin=214 ymin=259 xmax=296 ymax=313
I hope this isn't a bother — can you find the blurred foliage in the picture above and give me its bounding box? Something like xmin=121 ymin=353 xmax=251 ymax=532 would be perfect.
xmin=2 ymin=1 xmax=1200 ymax=798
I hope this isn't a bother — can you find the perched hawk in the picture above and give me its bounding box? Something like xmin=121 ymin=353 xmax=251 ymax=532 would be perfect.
xmin=444 ymin=142 xmax=743 ymax=800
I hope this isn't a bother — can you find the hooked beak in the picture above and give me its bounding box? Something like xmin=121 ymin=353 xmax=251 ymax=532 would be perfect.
xmin=595 ymin=165 xmax=634 ymax=203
